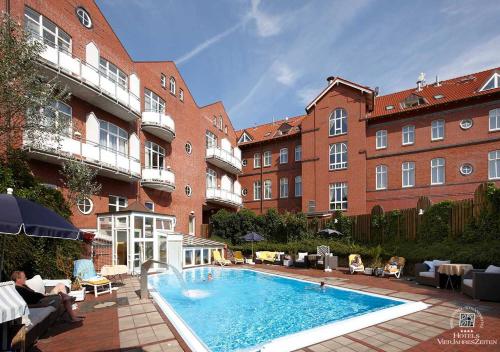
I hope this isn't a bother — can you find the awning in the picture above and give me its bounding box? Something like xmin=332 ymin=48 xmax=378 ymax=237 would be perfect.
xmin=0 ymin=281 xmax=29 ymax=324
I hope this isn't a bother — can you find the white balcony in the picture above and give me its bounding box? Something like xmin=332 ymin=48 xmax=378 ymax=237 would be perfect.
xmin=206 ymin=187 xmax=242 ymax=208
xmin=141 ymin=111 xmax=175 ymax=142
xmin=23 ymin=133 xmax=141 ymax=182
xmin=206 ymin=147 xmax=242 ymax=174
xmin=141 ymin=168 xmax=175 ymax=192
xmin=30 ymin=34 xmax=140 ymax=122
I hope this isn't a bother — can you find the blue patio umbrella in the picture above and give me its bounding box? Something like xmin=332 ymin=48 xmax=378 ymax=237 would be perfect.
xmin=241 ymin=232 xmax=265 ymax=257
xmin=0 ymin=191 xmax=82 ymax=280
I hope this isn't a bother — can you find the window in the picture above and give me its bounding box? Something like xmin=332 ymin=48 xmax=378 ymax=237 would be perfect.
xmin=295 ymin=145 xmax=302 ymax=161
xmin=295 ymin=176 xmax=302 ymax=197
xmin=24 ymin=7 xmax=72 ymax=52
xmin=489 ymin=150 xmax=500 ymax=180
xmin=224 ymin=125 xmax=228 ymax=134
xmin=480 ymin=73 xmax=500 ymax=92
xmin=99 ymin=121 xmax=128 ymax=154
xmin=109 ymin=195 xmax=127 ymax=212
xmin=179 ymin=88 xmax=184 ymax=102
xmin=434 ymin=94 xmax=445 ymax=99
xmin=460 ymin=119 xmax=473 ymax=130
xmin=263 ymin=151 xmax=271 ymax=167
xmin=43 ymin=101 xmax=72 ymax=136
xmin=279 ymin=178 xmax=288 ymax=198
xmin=329 ymin=143 xmax=348 ymax=170
xmin=213 ymin=116 xmax=217 ymax=127
xmin=242 ymin=188 xmax=248 ymax=196
xmin=188 ymin=215 xmax=195 ymax=235
xmin=329 ymin=108 xmax=347 ymax=136
xmin=386 ymin=105 xmax=394 ymax=111
xmin=253 ymin=180 xmax=261 ymax=200
xmin=169 ymin=77 xmax=176 ymax=94
xmin=376 ymin=130 xmax=387 ymax=149
xmin=205 ymin=131 xmax=217 ymax=148
xmin=402 ymin=162 xmax=415 ymax=188
xmin=77 ymin=198 xmax=93 ymax=214
xmin=144 ymin=89 xmax=165 ymax=113
xmin=253 ymin=153 xmax=261 ymax=168
xmin=263 ymin=180 xmax=272 ymax=199
xmin=489 ymin=109 xmax=500 ymax=131
xmin=402 ymin=125 xmax=415 ymax=145
xmin=206 ymin=169 xmax=217 ymax=189
xmin=460 ymin=163 xmax=473 ymax=176
xmin=431 ymin=120 xmax=445 ymax=140
xmin=185 ymin=142 xmax=192 ymax=154
xmin=242 ymin=159 xmax=247 ymax=167
xmin=218 ymin=116 xmax=223 ymax=131
xmin=401 ymin=94 xmax=426 ymax=108
xmin=76 ymin=7 xmax=92 ymax=28
xmin=185 ymin=185 xmax=192 ymax=197
xmin=144 ymin=201 xmax=154 ymax=211
xmin=279 ymin=148 xmax=288 ymax=164
xmin=99 ymin=58 xmax=127 ymax=89
xmin=329 ymin=183 xmax=347 ymax=211
xmin=431 ymin=158 xmax=445 ymax=185
xmin=238 ymin=132 xmax=253 ymax=143
xmin=145 ymin=141 xmax=165 ymax=169
xmin=161 ymin=74 xmax=166 ymax=88
xmin=376 ymin=165 xmax=388 ymax=190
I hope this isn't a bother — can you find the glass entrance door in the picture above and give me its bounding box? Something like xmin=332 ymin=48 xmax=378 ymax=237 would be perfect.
xmin=133 ymin=240 xmax=154 ymax=273
xmin=116 ymin=230 xmax=127 ymax=265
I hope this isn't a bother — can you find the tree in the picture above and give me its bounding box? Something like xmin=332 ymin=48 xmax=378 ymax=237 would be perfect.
xmin=0 ymin=12 xmax=69 ymax=156
xmin=60 ymin=160 xmax=102 ymax=206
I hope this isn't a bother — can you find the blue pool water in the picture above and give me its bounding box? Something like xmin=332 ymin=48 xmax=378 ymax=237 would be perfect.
xmin=149 ymin=267 xmax=404 ymax=352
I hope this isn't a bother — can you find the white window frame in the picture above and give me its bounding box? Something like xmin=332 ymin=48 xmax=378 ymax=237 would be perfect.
xmin=185 ymin=185 xmax=192 ymax=197
xmin=329 ymin=108 xmax=347 ymax=136
xmin=253 ymin=180 xmax=261 ymax=200
xmin=402 ymin=125 xmax=415 ymax=145
xmin=160 ymin=73 xmax=166 ymax=88
xmin=218 ymin=116 xmax=223 ymax=131
xmin=169 ymin=77 xmax=176 ymax=95
xmin=295 ymin=145 xmax=302 ymax=161
xmin=24 ymin=7 xmax=72 ymax=53
xmin=488 ymin=150 xmax=500 ymax=180
xmin=76 ymin=7 xmax=92 ymax=28
xmin=263 ymin=151 xmax=272 ymax=167
xmin=144 ymin=201 xmax=154 ymax=211
xmin=43 ymin=100 xmax=72 ymax=136
xmin=109 ymin=195 xmax=127 ymax=212
xmin=185 ymin=142 xmax=192 ymax=154
xmin=376 ymin=130 xmax=387 ymax=149
xmin=489 ymin=109 xmax=500 ymax=132
xmin=144 ymin=88 xmax=165 ymax=113
xmin=279 ymin=148 xmax=288 ymax=164
xmin=145 ymin=141 xmax=165 ymax=169
xmin=205 ymin=130 xmax=217 ymax=148
xmin=376 ymin=165 xmax=388 ymax=190
xmin=99 ymin=120 xmax=128 ymax=155
xmin=329 ymin=183 xmax=347 ymax=211
xmin=402 ymin=162 xmax=415 ymax=188
xmin=295 ymin=176 xmax=302 ymax=197
xmin=179 ymin=88 xmax=184 ymax=102
xmin=431 ymin=158 xmax=445 ymax=185
xmin=263 ymin=180 xmax=272 ymax=200
xmin=431 ymin=119 xmax=445 ymax=140
xmin=279 ymin=178 xmax=288 ymax=198
xmin=329 ymin=142 xmax=348 ymax=170
xmin=480 ymin=73 xmax=500 ymax=92
xmin=99 ymin=57 xmax=127 ymax=89
xmin=206 ymin=169 xmax=217 ymax=189
xmin=77 ymin=198 xmax=93 ymax=214
xmin=253 ymin=153 xmax=261 ymax=168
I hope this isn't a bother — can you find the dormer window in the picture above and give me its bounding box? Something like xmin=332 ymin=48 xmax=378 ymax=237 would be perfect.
xmin=238 ymin=132 xmax=253 ymax=143
xmin=385 ymin=105 xmax=394 ymax=111
xmin=479 ymin=73 xmax=500 ymax=92
xmin=401 ymin=94 xmax=426 ymax=109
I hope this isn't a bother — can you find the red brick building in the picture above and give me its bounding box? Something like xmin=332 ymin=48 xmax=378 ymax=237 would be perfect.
xmin=237 ymin=71 xmax=500 ymax=215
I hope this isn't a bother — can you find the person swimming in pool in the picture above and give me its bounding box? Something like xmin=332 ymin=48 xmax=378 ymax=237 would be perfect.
xmin=206 ymin=273 xmax=213 ymax=281
xmin=306 ymin=281 xmax=326 ymax=291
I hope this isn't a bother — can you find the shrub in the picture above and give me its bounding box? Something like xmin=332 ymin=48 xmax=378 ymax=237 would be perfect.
xmin=417 ymin=201 xmax=452 ymax=242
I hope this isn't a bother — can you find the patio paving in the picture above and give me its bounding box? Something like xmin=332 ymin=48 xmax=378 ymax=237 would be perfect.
xmin=32 ymin=265 xmax=500 ymax=352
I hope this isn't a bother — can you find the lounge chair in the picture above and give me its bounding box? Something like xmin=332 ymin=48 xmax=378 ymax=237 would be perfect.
xmin=349 ymin=254 xmax=364 ymax=274
xmin=415 ymin=260 xmax=450 ymax=288
xmin=462 ymin=265 xmax=500 ymax=302
xmin=73 ymin=259 xmax=112 ymax=297
xmin=381 ymin=256 xmax=405 ymax=279
xmin=255 ymin=251 xmax=282 ymax=264
xmin=100 ymin=265 xmax=128 ymax=282
xmin=294 ymin=252 xmax=309 ymax=268
xmin=231 ymin=251 xmax=245 ymax=264
xmin=212 ymin=250 xmax=231 ymax=266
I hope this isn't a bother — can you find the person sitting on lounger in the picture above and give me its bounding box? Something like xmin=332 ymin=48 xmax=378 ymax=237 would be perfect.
xmin=12 ymin=271 xmax=84 ymax=323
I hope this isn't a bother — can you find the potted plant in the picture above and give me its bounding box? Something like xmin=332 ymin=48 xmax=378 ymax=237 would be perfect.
xmin=365 ymin=245 xmax=383 ymax=275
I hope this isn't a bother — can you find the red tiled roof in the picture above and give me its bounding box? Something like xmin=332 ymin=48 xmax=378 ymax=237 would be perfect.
xmin=370 ymin=67 xmax=500 ymax=119
xmin=236 ymin=115 xmax=306 ymax=145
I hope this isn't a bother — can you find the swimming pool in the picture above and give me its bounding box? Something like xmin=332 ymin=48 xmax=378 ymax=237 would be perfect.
xmin=149 ymin=267 xmax=428 ymax=352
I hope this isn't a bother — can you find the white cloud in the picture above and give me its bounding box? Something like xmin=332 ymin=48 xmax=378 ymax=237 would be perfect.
xmin=248 ymin=0 xmax=283 ymax=37
xmin=297 ymin=86 xmax=322 ymax=106
xmin=273 ymin=62 xmax=297 ymax=86
xmin=229 ymin=69 xmax=269 ymax=115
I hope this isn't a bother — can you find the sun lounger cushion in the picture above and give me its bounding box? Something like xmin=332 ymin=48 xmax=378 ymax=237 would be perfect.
xmin=418 ymin=271 xmax=435 ymax=278
xmin=26 ymin=275 xmax=45 ymax=295
xmin=423 ymin=261 xmax=435 ymax=272
xmin=485 ymin=265 xmax=500 ymax=274
xmin=84 ymin=276 xmax=110 ymax=285
xmin=297 ymin=252 xmax=308 ymax=262
xmin=25 ymin=306 xmax=55 ymax=331
xmin=462 ymin=279 xmax=473 ymax=288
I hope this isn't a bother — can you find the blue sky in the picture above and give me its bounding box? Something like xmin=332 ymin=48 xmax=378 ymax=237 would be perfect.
xmin=96 ymin=0 xmax=500 ymax=130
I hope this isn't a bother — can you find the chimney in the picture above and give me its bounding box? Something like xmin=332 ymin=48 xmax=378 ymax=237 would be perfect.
xmin=416 ymin=72 xmax=426 ymax=91
xmin=326 ymin=76 xmax=335 ymax=85
xmin=374 ymin=87 xmax=379 ymax=97
xmin=435 ymin=75 xmax=441 ymax=87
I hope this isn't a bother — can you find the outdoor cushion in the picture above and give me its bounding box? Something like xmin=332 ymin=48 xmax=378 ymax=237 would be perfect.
xmin=423 ymin=261 xmax=435 ymax=272
xmin=25 ymin=306 xmax=55 ymax=331
xmin=432 ymin=260 xmax=450 ymax=268
xmin=26 ymin=275 xmax=45 ymax=295
xmin=462 ymin=279 xmax=473 ymax=288
xmin=297 ymin=252 xmax=308 ymax=261
xmin=419 ymin=271 xmax=435 ymax=278
xmin=485 ymin=265 xmax=500 ymax=274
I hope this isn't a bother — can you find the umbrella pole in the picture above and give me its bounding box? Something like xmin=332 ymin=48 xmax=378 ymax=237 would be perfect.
xmin=0 ymin=234 xmax=5 ymax=281
xmin=252 ymin=241 xmax=254 ymax=259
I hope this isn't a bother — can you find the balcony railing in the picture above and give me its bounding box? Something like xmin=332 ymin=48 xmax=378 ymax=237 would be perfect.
xmin=141 ymin=168 xmax=175 ymax=192
xmin=206 ymin=147 xmax=242 ymax=174
xmin=23 ymin=132 xmax=141 ymax=181
xmin=206 ymin=187 xmax=242 ymax=208
xmin=141 ymin=110 xmax=175 ymax=142
xmin=29 ymin=32 xmax=140 ymax=120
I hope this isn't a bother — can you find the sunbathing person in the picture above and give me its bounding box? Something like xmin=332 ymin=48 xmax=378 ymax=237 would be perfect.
xmin=12 ymin=271 xmax=84 ymax=323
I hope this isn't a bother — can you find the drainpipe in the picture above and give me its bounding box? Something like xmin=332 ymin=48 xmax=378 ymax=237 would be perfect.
xmin=260 ymin=143 xmax=263 ymax=214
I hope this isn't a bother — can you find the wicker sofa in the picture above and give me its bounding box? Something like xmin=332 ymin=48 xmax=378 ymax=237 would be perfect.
xmin=414 ymin=261 xmax=449 ymax=288
xmin=461 ymin=266 xmax=500 ymax=302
